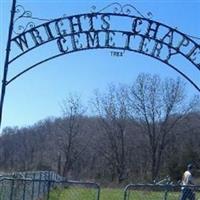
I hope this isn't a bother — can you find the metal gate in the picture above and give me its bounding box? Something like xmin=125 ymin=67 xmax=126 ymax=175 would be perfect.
xmin=1 ymin=171 xmax=200 ymax=200
xmin=0 ymin=171 xmax=100 ymax=200
xmin=124 ymin=184 xmax=200 ymax=200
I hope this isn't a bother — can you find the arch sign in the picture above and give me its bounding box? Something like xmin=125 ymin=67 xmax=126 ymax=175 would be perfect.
xmin=1 ymin=1 xmax=200 ymax=128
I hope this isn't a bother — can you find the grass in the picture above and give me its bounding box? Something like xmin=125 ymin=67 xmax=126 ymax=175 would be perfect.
xmin=48 ymin=186 xmax=200 ymax=200
xmin=48 ymin=187 xmax=124 ymax=200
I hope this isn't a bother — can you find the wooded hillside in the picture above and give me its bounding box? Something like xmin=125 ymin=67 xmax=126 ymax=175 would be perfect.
xmin=0 ymin=74 xmax=199 ymax=184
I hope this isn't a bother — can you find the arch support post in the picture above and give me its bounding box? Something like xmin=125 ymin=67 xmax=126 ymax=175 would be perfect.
xmin=0 ymin=0 xmax=16 ymax=130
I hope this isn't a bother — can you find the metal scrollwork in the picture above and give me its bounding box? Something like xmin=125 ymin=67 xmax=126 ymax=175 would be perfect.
xmin=91 ymin=2 xmax=200 ymax=43
xmin=121 ymin=4 xmax=145 ymax=17
xmin=13 ymin=5 xmax=50 ymax=35
xmin=15 ymin=5 xmax=32 ymax=20
xmin=91 ymin=3 xmax=121 ymax=14
xmin=91 ymin=2 xmax=153 ymax=19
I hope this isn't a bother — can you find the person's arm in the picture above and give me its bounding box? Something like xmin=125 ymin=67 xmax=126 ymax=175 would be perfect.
xmin=188 ymin=174 xmax=194 ymax=185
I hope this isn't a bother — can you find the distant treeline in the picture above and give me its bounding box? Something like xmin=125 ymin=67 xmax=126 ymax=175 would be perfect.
xmin=0 ymin=74 xmax=200 ymax=184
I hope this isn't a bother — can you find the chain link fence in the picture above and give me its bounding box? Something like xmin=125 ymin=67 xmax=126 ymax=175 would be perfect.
xmin=124 ymin=184 xmax=200 ymax=200
xmin=49 ymin=180 xmax=100 ymax=200
xmin=1 ymin=171 xmax=200 ymax=200
xmin=0 ymin=171 xmax=100 ymax=200
xmin=0 ymin=171 xmax=61 ymax=200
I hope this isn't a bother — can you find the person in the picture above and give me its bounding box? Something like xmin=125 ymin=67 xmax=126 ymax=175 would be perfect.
xmin=180 ymin=164 xmax=195 ymax=200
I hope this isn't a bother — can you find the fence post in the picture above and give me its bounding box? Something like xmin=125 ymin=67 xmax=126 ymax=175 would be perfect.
xmin=124 ymin=190 xmax=127 ymax=200
xmin=95 ymin=183 xmax=101 ymax=200
xmin=22 ymin=173 xmax=27 ymax=200
xmin=164 ymin=186 xmax=168 ymax=200
xmin=164 ymin=179 xmax=171 ymax=200
xmin=38 ymin=172 xmax=42 ymax=198
xmin=46 ymin=180 xmax=51 ymax=200
xmin=124 ymin=184 xmax=132 ymax=200
xmin=31 ymin=173 xmax=36 ymax=200
xmin=9 ymin=179 xmax=14 ymax=200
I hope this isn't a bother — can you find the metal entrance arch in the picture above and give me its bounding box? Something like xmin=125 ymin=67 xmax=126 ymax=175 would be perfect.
xmin=1 ymin=1 xmax=200 ymax=128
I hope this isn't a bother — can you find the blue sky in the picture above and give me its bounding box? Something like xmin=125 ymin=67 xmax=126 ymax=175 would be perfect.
xmin=1 ymin=0 xmax=200 ymax=130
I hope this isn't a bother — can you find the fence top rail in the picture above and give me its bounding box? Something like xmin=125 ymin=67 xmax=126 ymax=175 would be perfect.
xmin=0 ymin=176 xmax=100 ymax=189
xmin=64 ymin=180 xmax=100 ymax=189
xmin=0 ymin=177 xmax=48 ymax=182
xmin=124 ymin=183 xmax=200 ymax=191
xmin=0 ymin=170 xmax=55 ymax=176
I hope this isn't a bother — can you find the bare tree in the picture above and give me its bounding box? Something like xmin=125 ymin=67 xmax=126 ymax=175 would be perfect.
xmin=0 ymin=75 xmax=199 ymax=183
xmin=128 ymin=73 xmax=198 ymax=181
xmin=55 ymin=95 xmax=87 ymax=177
xmin=92 ymin=84 xmax=130 ymax=183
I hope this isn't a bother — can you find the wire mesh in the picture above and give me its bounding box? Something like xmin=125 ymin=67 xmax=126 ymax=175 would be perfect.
xmin=0 ymin=172 xmax=100 ymax=200
xmin=48 ymin=180 xmax=100 ymax=200
xmin=124 ymin=184 xmax=200 ymax=200
xmin=1 ymin=172 xmax=200 ymax=200
xmin=0 ymin=178 xmax=49 ymax=200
